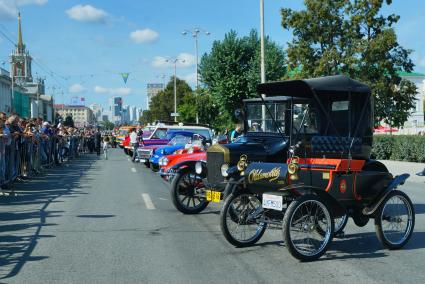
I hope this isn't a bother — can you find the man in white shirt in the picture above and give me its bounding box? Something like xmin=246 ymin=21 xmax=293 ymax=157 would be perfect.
xmin=129 ymin=128 xmax=138 ymax=162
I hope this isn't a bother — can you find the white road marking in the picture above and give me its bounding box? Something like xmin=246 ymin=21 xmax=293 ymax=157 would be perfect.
xmin=142 ymin=193 xmax=156 ymax=209
xmin=158 ymin=197 xmax=168 ymax=201
xmin=131 ymin=167 xmax=137 ymax=173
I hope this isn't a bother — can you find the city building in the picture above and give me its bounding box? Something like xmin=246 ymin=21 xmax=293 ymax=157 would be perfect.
xmin=89 ymin=103 xmax=103 ymax=122
xmin=101 ymin=114 xmax=109 ymax=122
xmin=129 ymin=106 xmax=138 ymax=122
xmin=0 ymin=68 xmax=12 ymax=114
xmin=400 ymin=72 xmax=425 ymax=128
xmin=121 ymin=105 xmax=130 ymax=124
xmin=147 ymin=83 xmax=164 ymax=110
xmin=54 ymin=105 xmax=95 ymax=128
xmin=9 ymin=13 xmax=53 ymax=121
xmin=108 ymin=96 xmax=123 ymax=124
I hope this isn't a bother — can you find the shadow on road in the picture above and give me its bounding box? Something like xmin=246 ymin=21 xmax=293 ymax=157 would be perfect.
xmin=0 ymin=154 xmax=98 ymax=280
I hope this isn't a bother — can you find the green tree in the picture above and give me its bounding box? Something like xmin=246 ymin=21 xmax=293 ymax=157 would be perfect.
xmin=199 ymin=30 xmax=286 ymax=126
xmin=149 ymin=76 xmax=193 ymax=122
xmin=178 ymin=92 xmax=197 ymax=123
xmin=281 ymin=0 xmax=416 ymax=127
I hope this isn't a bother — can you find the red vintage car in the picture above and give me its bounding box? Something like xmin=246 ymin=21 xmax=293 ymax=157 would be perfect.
xmin=159 ymin=151 xmax=206 ymax=182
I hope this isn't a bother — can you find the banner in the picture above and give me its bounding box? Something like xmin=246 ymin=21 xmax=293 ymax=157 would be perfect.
xmin=121 ymin=73 xmax=130 ymax=84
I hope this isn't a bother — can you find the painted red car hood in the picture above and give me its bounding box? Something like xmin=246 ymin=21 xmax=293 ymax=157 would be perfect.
xmin=163 ymin=152 xmax=206 ymax=171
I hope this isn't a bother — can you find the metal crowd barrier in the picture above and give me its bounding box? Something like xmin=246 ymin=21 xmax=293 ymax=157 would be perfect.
xmin=1 ymin=135 xmax=85 ymax=190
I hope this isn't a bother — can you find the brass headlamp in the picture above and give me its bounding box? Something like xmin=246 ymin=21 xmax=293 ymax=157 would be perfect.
xmin=288 ymin=156 xmax=300 ymax=181
xmin=237 ymin=154 xmax=248 ymax=174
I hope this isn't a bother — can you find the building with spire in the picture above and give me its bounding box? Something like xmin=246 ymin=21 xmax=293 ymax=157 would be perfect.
xmin=10 ymin=13 xmax=32 ymax=84
xmin=9 ymin=12 xmax=53 ymax=121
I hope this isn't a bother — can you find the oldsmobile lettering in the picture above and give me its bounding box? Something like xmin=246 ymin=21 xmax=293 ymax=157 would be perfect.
xmin=248 ymin=167 xmax=281 ymax=183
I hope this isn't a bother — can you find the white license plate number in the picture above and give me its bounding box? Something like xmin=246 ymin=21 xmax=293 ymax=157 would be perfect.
xmin=262 ymin=194 xmax=283 ymax=211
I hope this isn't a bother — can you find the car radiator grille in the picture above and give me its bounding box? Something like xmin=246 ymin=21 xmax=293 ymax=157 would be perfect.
xmin=207 ymin=151 xmax=225 ymax=185
xmin=138 ymin=149 xmax=152 ymax=159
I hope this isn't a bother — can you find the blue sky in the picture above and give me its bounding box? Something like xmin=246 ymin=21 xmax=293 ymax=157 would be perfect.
xmin=0 ymin=0 xmax=424 ymax=110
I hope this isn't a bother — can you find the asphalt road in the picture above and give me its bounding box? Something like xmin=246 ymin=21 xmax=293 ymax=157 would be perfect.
xmin=1 ymin=149 xmax=425 ymax=284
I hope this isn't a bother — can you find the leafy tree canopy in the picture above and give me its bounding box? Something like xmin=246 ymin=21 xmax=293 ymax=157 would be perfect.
xmin=149 ymin=76 xmax=192 ymax=122
xmin=199 ymin=29 xmax=286 ymax=123
xmin=281 ymin=0 xmax=416 ymax=127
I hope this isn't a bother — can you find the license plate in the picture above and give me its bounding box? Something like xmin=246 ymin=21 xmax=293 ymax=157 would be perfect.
xmin=262 ymin=194 xmax=283 ymax=211
xmin=205 ymin=190 xmax=221 ymax=203
xmin=140 ymin=159 xmax=146 ymax=163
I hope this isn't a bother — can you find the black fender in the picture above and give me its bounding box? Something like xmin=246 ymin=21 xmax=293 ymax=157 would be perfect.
xmin=363 ymin=160 xmax=389 ymax=172
xmin=222 ymin=176 xmax=245 ymax=199
xmin=362 ymin=173 xmax=410 ymax=216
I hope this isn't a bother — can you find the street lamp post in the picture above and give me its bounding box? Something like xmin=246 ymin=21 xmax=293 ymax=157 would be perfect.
xmin=260 ymin=0 xmax=267 ymax=130
xmin=166 ymin=58 xmax=185 ymax=122
xmin=182 ymin=28 xmax=210 ymax=123
xmin=260 ymin=0 xmax=266 ymax=84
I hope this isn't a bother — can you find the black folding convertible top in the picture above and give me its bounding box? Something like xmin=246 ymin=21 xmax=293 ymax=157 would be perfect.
xmin=256 ymin=75 xmax=374 ymax=159
xmin=257 ymin=75 xmax=371 ymax=97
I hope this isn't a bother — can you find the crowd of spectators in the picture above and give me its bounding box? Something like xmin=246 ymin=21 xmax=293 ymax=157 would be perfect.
xmin=0 ymin=112 xmax=100 ymax=190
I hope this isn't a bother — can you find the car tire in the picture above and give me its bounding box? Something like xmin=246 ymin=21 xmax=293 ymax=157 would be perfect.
xmin=375 ymin=190 xmax=415 ymax=249
xmin=170 ymin=171 xmax=209 ymax=214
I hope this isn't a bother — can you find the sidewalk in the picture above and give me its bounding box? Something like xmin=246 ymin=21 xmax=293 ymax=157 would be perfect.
xmin=380 ymin=160 xmax=425 ymax=183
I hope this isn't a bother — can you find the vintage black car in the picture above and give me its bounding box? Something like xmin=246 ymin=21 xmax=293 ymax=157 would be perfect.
xmin=218 ymin=75 xmax=415 ymax=261
xmin=169 ymin=95 xmax=311 ymax=214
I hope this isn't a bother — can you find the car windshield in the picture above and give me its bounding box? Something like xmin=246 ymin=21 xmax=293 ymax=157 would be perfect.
xmin=181 ymin=129 xmax=211 ymax=140
xmin=292 ymin=103 xmax=319 ymax=134
xmin=151 ymin=128 xmax=168 ymax=139
xmin=168 ymin=135 xmax=191 ymax=146
xmin=245 ymin=102 xmax=287 ymax=134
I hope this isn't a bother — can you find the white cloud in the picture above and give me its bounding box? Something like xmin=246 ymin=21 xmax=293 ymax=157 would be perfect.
xmin=178 ymin=53 xmax=197 ymax=67
xmin=151 ymin=56 xmax=168 ymax=68
xmin=0 ymin=0 xmax=48 ymax=20
xmin=151 ymin=53 xmax=196 ymax=68
xmin=94 ymin=86 xmax=131 ymax=96
xmin=66 ymin=5 xmax=108 ymax=23
xmin=183 ymin=73 xmax=197 ymax=85
xmin=130 ymin=28 xmax=159 ymax=44
xmin=69 ymin=83 xmax=86 ymax=94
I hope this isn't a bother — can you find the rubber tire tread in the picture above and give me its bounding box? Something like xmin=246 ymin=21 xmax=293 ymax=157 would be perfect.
xmin=220 ymin=192 xmax=266 ymax=247
xmin=374 ymin=190 xmax=415 ymax=249
xmin=283 ymin=194 xmax=334 ymax=261
xmin=170 ymin=172 xmax=209 ymax=214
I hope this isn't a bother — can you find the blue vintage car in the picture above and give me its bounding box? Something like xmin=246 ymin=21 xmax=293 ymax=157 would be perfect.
xmin=149 ymin=131 xmax=205 ymax=171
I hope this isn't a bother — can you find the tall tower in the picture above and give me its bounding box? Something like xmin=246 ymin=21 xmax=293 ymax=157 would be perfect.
xmin=10 ymin=12 xmax=33 ymax=84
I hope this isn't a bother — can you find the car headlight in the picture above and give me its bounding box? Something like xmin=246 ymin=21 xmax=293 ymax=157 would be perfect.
xmin=159 ymin=157 xmax=169 ymax=166
xmin=195 ymin=161 xmax=203 ymax=174
xmin=221 ymin=164 xmax=229 ymax=177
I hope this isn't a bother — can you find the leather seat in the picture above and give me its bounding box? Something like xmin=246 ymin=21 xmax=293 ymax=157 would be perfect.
xmin=311 ymin=136 xmax=362 ymax=155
